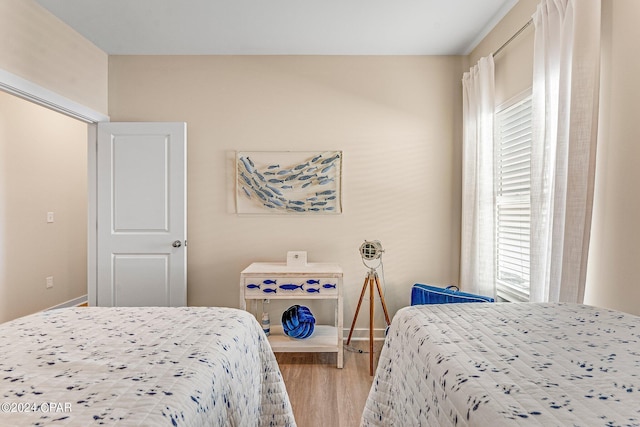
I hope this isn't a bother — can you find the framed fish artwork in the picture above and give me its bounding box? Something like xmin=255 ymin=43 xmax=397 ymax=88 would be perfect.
xmin=236 ymin=150 xmax=342 ymax=214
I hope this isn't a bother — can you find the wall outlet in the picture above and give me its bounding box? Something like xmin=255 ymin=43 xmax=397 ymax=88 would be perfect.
xmin=47 ymin=212 xmax=55 ymax=223
xmin=46 ymin=276 xmax=54 ymax=289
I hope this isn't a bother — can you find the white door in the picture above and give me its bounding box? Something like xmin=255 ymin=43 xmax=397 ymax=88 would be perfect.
xmin=96 ymin=122 xmax=187 ymax=306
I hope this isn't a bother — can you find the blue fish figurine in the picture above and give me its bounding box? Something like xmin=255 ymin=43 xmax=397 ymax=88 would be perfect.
xmin=266 ymin=185 xmax=283 ymax=196
xmin=263 ymin=279 xmax=277 ymax=285
xmin=285 ymin=172 xmax=302 ymax=181
xmin=321 ymin=154 xmax=340 ymax=164
xmin=246 ymin=284 xmax=260 ymax=289
xmin=322 ymin=283 xmax=337 ymax=289
xmin=321 ymin=164 xmax=335 ymax=173
xmin=306 ymin=279 xmax=320 ymax=285
xmin=239 ymin=157 xmax=254 ymax=174
xmin=240 ymin=172 xmax=252 ymax=186
xmin=279 ymin=284 xmax=304 ymax=291
xmin=306 ymin=288 xmax=320 ymax=293
xmin=262 ymin=288 xmax=277 ymax=294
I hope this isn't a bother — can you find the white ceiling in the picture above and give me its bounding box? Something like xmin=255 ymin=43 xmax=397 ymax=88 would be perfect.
xmin=35 ymin=0 xmax=518 ymax=55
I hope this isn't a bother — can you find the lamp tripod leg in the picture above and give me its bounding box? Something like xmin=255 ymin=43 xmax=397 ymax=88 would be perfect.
xmin=369 ymin=272 xmax=375 ymax=375
xmin=374 ymin=272 xmax=391 ymax=326
xmin=346 ymin=272 xmax=370 ymax=346
xmin=346 ymin=270 xmax=384 ymax=376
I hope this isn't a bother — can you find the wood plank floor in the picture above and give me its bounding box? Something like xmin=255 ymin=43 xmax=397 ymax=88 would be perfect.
xmin=275 ymin=341 xmax=384 ymax=427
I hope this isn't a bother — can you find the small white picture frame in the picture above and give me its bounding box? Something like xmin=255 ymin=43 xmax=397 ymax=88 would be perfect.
xmin=287 ymin=251 xmax=308 ymax=267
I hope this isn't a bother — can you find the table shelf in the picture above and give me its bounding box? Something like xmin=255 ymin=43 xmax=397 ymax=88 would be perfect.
xmin=267 ymin=325 xmax=340 ymax=353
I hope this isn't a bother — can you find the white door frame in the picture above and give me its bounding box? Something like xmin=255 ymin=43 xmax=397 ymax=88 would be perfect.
xmin=0 ymin=68 xmax=109 ymax=306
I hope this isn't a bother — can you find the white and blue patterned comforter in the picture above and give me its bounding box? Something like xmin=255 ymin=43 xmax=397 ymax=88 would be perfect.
xmin=362 ymin=303 xmax=640 ymax=426
xmin=0 ymin=307 xmax=296 ymax=426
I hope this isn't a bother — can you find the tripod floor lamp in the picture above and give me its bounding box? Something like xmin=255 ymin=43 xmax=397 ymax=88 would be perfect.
xmin=346 ymin=240 xmax=391 ymax=376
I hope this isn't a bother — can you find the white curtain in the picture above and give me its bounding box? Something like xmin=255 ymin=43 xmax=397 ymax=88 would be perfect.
xmin=460 ymin=56 xmax=496 ymax=299
xmin=529 ymin=0 xmax=601 ymax=303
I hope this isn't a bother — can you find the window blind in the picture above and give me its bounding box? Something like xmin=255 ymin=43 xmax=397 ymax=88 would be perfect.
xmin=495 ymin=95 xmax=532 ymax=302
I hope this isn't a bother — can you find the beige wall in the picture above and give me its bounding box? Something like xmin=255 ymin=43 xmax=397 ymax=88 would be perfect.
xmin=0 ymin=91 xmax=88 ymax=323
xmin=0 ymin=0 xmax=108 ymax=114
xmin=585 ymin=0 xmax=640 ymax=315
xmin=109 ymin=55 xmax=465 ymax=332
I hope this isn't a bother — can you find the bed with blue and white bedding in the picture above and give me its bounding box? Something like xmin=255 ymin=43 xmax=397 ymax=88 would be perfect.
xmin=0 ymin=307 xmax=296 ymax=426
xmin=362 ymin=303 xmax=640 ymax=426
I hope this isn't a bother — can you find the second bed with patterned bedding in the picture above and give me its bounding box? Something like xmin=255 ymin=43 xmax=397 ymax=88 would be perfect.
xmin=0 ymin=306 xmax=296 ymax=426
xmin=362 ymin=302 xmax=640 ymax=426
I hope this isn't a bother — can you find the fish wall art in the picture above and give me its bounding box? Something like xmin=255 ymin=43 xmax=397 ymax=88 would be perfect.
xmin=236 ymin=151 xmax=342 ymax=214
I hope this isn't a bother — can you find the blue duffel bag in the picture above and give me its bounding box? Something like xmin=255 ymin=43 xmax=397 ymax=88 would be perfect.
xmin=411 ymin=283 xmax=494 ymax=305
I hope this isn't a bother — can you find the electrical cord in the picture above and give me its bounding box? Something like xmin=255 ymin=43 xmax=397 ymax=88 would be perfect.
xmin=343 ymin=343 xmax=382 ymax=354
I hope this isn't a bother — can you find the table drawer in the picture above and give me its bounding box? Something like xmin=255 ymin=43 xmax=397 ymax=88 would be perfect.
xmin=243 ymin=277 xmax=339 ymax=297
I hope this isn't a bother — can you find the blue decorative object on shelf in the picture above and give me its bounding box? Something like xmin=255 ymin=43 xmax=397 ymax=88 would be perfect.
xmin=282 ymin=305 xmax=315 ymax=339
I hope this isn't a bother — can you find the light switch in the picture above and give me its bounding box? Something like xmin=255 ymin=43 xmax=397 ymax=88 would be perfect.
xmin=47 ymin=212 xmax=54 ymax=223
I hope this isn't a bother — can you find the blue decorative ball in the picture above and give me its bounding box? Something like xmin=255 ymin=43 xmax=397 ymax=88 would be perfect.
xmin=282 ymin=305 xmax=315 ymax=339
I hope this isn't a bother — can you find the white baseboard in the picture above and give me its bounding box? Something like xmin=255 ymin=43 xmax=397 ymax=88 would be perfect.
xmin=46 ymin=295 xmax=88 ymax=311
xmin=343 ymin=327 xmax=387 ymax=341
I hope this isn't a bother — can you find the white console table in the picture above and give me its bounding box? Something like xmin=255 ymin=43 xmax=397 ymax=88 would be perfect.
xmin=240 ymin=262 xmax=343 ymax=368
